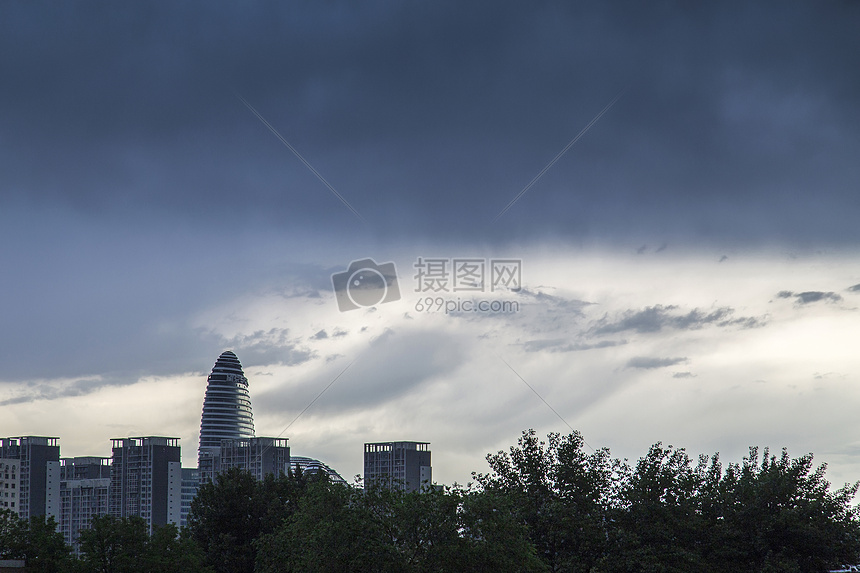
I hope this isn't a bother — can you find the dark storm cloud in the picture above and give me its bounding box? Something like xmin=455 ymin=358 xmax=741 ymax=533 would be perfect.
xmin=0 ymin=0 xmax=858 ymax=402
xmin=1 ymin=1 xmax=858 ymax=243
xmin=776 ymin=291 xmax=842 ymax=305
xmin=626 ymin=356 xmax=687 ymax=370
xmin=589 ymin=305 xmax=763 ymax=336
xmin=0 ymin=207 xmax=331 ymax=386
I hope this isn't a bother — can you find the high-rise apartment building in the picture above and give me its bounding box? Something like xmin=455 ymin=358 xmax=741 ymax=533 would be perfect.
xmin=364 ymin=441 xmax=431 ymax=492
xmin=218 ymin=437 xmax=290 ymax=481
xmin=109 ymin=437 xmax=181 ymax=534
xmin=59 ymin=457 xmax=111 ymax=552
xmin=198 ymin=351 xmax=255 ymax=483
xmin=0 ymin=436 xmax=60 ymax=519
xmin=180 ymin=467 xmax=199 ymax=528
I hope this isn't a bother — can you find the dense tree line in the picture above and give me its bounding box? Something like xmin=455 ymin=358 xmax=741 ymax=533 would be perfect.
xmin=475 ymin=431 xmax=860 ymax=572
xmin=2 ymin=430 xmax=859 ymax=572
xmin=0 ymin=510 xmax=70 ymax=572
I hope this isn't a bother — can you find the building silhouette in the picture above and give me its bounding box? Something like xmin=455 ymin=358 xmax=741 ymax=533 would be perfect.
xmin=218 ymin=437 xmax=290 ymax=480
xmin=364 ymin=441 xmax=431 ymax=492
xmin=109 ymin=437 xmax=181 ymax=534
xmin=59 ymin=457 xmax=110 ymax=552
xmin=198 ymin=350 xmax=255 ymax=483
xmin=0 ymin=436 xmax=60 ymax=520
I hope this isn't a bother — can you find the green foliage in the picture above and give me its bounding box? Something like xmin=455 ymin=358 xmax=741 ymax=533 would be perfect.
xmin=0 ymin=508 xmax=26 ymax=559
xmin=188 ymin=466 xmax=322 ymax=573
xmin=144 ymin=524 xmax=211 ymax=573
xmin=474 ymin=431 xmax=860 ymax=573
xmin=0 ymin=510 xmax=70 ymax=572
xmin=187 ymin=467 xmax=262 ymax=573
xmin=255 ymin=479 xmax=546 ymax=573
xmin=256 ymin=480 xmax=399 ymax=572
xmin=78 ymin=515 xmax=147 ymax=573
xmin=77 ymin=515 xmax=209 ymax=573
xmin=600 ymin=442 xmax=860 ymax=573
xmin=706 ymin=446 xmax=860 ymax=572
xmin=457 ymin=488 xmax=549 ymax=572
xmin=475 ymin=429 xmax=613 ymax=572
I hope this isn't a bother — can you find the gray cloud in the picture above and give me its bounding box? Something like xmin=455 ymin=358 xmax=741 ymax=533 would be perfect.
xmin=522 ymin=339 xmax=626 ymax=353
xmin=1 ymin=0 xmax=860 ymax=486
xmin=590 ymin=305 xmax=762 ymax=336
xmin=847 ymin=284 xmax=860 ymax=293
xmin=776 ymin=291 xmax=843 ymax=305
xmin=0 ymin=2 xmax=857 ymax=244
xmin=513 ymin=289 xmax=593 ymax=313
xmin=626 ymin=356 xmax=687 ymax=370
xmin=255 ymin=327 xmax=468 ymax=416
xmin=0 ymin=375 xmax=133 ymax=407
xmin=219 ymin=329 xmax=315 ymax=368
xmin=673 ymin=371 xmax=697 ymax=379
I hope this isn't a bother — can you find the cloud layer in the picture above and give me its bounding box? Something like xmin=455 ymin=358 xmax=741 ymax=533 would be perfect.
xmin=2 ymin=2 xmax=860 ymax=490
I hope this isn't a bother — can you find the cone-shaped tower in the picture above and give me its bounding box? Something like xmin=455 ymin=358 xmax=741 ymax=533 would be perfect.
xmin=198 ymin=350 xmax=255 ymax=482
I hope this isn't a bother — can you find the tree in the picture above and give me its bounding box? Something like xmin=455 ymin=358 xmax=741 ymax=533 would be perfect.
xmin=601 ymin=444 xmax=711 ymax=572
xmin=187 ymin=468 xmax=263 ymax=573
xmin=0 ymin=510 xmax=70 ymax=572
xmin=598 ymin=444 xmax=860 ymax=573
xmin=474 ymin=429 xmax=613 ymax=572
xmin=256 ymin=479 xmax=546 ymax=573
xmin=457 ymin=488 xmax=548 ymax=573
xmin=188 ymin=467 xmax=319 ymax=573
xmin=256 ymin=480 xmax=401 ymax=573
xmin=708 ymin=447 xmax=860 ymax=572
xmin=0 ymin=508 xmax=26 ymax=559
xmin=77 ymin=515 xmax=210 ymax=573
xmin=19 ymin=515 xmax=71 ymax=573
xmin=144 ymin=524 xmax=210 ymax=573
xmin=78 ymin=515 xmax=148 ymax=573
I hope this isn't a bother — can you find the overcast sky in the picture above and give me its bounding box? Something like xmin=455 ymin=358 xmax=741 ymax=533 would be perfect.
xmin=2 ymin=1 xmax=860 ymax=487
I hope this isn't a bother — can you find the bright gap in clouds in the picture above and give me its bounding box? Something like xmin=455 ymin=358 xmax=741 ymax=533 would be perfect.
xmin=4 ymin=245 xmax=860 ymax=489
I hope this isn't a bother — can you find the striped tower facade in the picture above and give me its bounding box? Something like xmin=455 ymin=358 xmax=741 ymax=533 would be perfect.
xmin=197 ymin=351 xmax=255 ymax=483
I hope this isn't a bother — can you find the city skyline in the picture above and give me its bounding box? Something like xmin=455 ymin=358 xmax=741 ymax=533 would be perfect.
xmin=2 ymin=2 xmax=860 ymax=491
